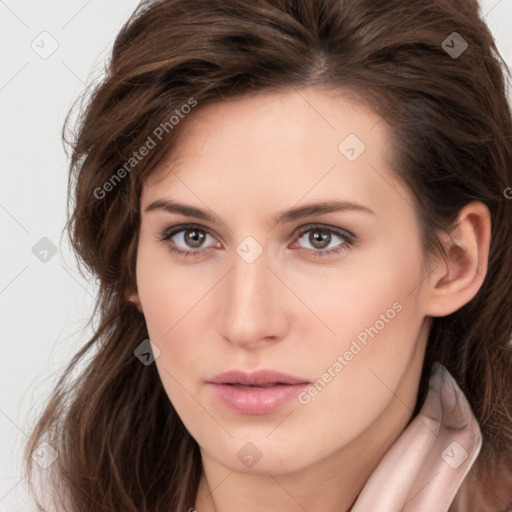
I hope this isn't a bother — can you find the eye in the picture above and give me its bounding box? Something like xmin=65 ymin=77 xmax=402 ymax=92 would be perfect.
xmin=159 ymin=223 xmax=355 ymax=259
xmin=292 ymin=224 xmax=355 ymax=257
xmin=159 ymin=223 xmax=218 ymax=259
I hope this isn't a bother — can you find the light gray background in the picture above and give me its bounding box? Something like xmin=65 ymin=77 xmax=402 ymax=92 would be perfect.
xmin=1 ymin=0 xmax=511 ymax=510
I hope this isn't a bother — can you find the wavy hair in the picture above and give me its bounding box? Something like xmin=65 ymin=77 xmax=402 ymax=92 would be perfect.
xmin=24 ymin=0 xmax=512 ymax=510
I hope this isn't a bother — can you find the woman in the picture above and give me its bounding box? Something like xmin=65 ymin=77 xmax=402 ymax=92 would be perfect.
xmin=25 ymin=0 xmax=512 ymax=510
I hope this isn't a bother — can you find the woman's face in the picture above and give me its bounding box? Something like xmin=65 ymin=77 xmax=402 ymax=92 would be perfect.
xmin=135 ymin=87 xmax=434 ymax=475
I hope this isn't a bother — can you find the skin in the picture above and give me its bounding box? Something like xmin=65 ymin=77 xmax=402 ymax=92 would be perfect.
xmin=129 ymin=87 xmax=491 ymax=512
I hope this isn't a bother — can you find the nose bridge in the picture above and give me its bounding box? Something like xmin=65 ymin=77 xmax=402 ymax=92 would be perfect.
xmin=219 ymin=245 xmax=286 ymax=346
xmin=228 ymin=248 xmax=272 ymax=320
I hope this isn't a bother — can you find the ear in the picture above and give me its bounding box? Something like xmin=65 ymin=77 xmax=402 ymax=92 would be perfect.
xmin=125 ymin=288 xmax=143 ymax=313
xmin=424 ymin=201 xmax=491 ymax=317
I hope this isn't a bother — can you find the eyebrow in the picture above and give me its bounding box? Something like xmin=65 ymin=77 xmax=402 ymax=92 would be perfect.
xmin=144 ymin=198 xmax=375 ymax=225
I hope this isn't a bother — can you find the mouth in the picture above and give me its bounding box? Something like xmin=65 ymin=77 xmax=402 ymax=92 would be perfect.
xmin=206 ymin=369 xmax=310 ymax=414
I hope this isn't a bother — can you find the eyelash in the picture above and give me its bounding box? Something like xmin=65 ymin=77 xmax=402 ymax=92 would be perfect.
xmin=159 ymin=223 xmax=356 ymax=259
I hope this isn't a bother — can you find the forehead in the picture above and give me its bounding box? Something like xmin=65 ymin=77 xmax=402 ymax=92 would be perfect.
xmin=141 ymin=87 xmax=408 ymax=217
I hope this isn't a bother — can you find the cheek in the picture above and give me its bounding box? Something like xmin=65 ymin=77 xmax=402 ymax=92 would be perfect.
xmin=292 ymin=247 xmax=426 ymax=421
xmin=136 ymin=236 xmax=215 ymax=339
xmin=293 ymin=239 xmax=423 ymax=361
xmin=286 ymin=297 xmax=425 ymax=467
xmin=135 ymin=246 xmax=223 ymax=414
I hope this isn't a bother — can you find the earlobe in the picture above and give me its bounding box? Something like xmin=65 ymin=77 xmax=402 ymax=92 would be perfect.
xmin=125 ymin=289 xmax=143 ymax=313
xmin=424 ymin=202 xmax=491 ymax=317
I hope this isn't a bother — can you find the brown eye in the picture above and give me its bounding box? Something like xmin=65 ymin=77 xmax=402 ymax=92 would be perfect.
xmin=295 ymin=225 xmax=352 ymax=256
xmin=182 ymin=228 xmax=207 ymax=249
xmin=160 ymin=223 xmax=355 ymax=260
xmin=307 ymin=228 xmax=332 ymax=249
xmin=160 ymin=224 xmax=217 ymax=258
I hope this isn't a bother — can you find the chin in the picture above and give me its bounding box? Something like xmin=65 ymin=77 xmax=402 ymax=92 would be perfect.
xmin=199 ymin=433 xmax=325 ymax=475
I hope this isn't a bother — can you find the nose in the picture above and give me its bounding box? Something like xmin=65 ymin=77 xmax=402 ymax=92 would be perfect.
xmin=217 ymin=249 xmax=289 ymax=349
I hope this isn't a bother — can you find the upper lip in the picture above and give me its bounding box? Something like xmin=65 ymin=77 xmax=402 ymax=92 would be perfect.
xmin=207 ymin=369 xmax=310 ymax=386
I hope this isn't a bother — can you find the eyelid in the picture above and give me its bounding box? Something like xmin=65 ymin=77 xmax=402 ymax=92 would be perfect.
xmin=160 ymin=223 xmax=219 ymax=245
xmin=293 ymin=222 xmax=356 ymax=241
xmin=160 ymin=222 xmax=355 ymax=240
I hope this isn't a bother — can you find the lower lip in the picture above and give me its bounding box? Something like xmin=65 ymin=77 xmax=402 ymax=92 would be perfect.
xmin=207 ymin=382 xmax=309 ymax=414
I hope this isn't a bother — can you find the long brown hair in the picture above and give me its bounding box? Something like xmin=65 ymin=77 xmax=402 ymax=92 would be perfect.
xmin=24 ymin=0 xmax=512 ymax=510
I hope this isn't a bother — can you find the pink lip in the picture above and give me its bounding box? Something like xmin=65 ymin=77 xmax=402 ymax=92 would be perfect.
xmin=206 ymin=369 xmax=310 ymax=415
xmin=207 ymin=369 xmax=309 ymax=386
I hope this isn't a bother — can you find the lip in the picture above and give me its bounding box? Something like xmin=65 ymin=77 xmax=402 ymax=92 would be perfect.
xmin=207 ymin=369 xmax=310 ymax=386
xmin=206 ymin=369 xmax=310 ymax=415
